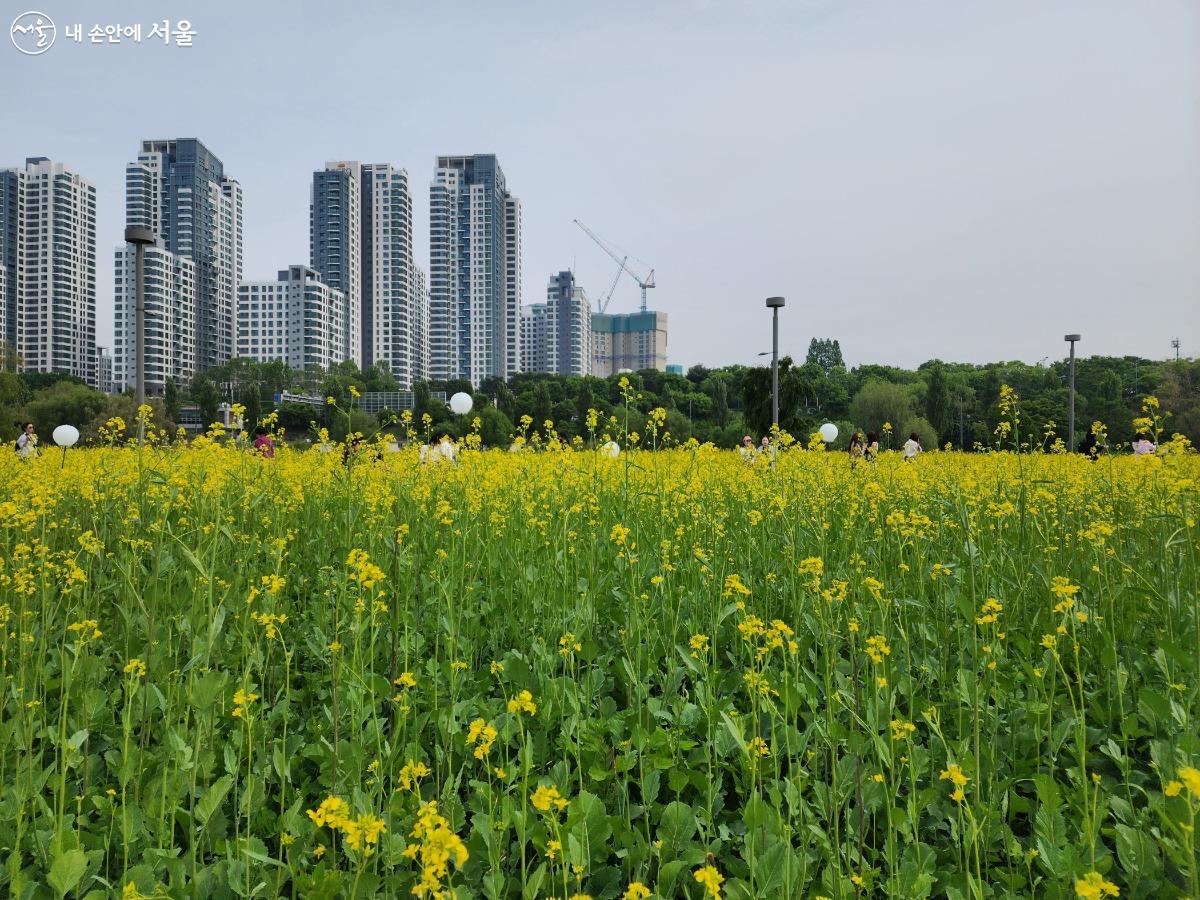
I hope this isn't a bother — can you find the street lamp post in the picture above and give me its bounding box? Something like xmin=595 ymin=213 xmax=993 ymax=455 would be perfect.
xmin=125 ymin=227 xmax=156 ymax=406
xmin=766 ymin=297 xmax=785 ymax=429
xmin=1064 ymin=334 xmax=1081 ymax=451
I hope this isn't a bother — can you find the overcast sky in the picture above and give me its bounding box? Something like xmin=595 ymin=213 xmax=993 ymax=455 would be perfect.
xmin=4 ymin=0 xmax=1197 ymax=369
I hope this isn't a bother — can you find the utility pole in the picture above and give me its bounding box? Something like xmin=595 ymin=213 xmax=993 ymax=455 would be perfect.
xmin=958 ymin=392 xmax=964 ymax=449
xmin=1172 ymin=337 xmax=1181 ymax=361
xmin=125 ymin=227 xmax=156 ymax=406
xmin=1064 ymin=334 xmax=1080 ymax=451
xmin=766 ymin=297 xmax=785 ymax=429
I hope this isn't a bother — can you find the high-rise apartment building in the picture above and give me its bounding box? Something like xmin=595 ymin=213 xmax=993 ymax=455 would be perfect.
xmin=519 ymin=302 xmax=548 ymax=374
xmin=429 ymin=154 xmax=522 ymax=385
xmin=546 ymin=270 xmax=591 ymax=377
xmin=413 ymin=263 xmax=429 ymax=383
xmin=237 ymin=265 xmax=346 ymax=372
xmin=114 ymin=138 xmax=241 ymax=393
xmin=311 ymin=161 xmax=422 ymax=382
xmin=520 ymin=271 xmax=592 ymax=377
xmin=0 ymin=158 xmax=97 ymax=384
xmin=361 ymin=163 xmax=420 ymax=385
xmin=113 ymin=245 xmax=197 ymax=393
xmin=591 ymin=310 xmax=669 ymax=376
xmin=0 ymin=170 xmax=19 ymax=358
xmin=97 ymin=346 xmax=113 ymax=393
xmin=311 ymin=161 xmax=362 ymax=368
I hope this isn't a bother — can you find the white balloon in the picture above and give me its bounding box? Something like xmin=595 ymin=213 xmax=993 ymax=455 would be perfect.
xmin=449 ymin=392 xmax=473 ymax=415
xmin=819 ymin=423 xmax=838 ymax=443
xmin=601 ymin=440 xmax=620 ymax=458
xmin=52 ymin=424 xmax=80 ymax=447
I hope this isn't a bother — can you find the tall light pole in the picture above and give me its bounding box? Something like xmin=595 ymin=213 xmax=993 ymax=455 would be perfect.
xmin=1064 ymin=334 xmax=1080 ymax=451
xmin=125 ymin=227 xmax=156 ymax=406
xmin=766 ymin=297 xmax=785 ymax=429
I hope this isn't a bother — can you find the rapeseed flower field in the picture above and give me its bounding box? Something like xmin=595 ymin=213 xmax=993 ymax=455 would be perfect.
xmin=1 ymin=417 xmax=1197 ymax=898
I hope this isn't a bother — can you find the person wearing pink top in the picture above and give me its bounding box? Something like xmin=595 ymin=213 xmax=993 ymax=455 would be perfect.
xmin=252 ymin=427 xmax=276 ymax=458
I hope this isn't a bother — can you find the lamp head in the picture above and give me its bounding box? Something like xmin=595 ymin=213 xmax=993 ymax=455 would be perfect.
xmin=1064 ymin=334 xmax=1081 ymax=342
xmin=124 ymin=226 xmax=155 ymax=246
xmin=765 ymin=296 xmax=785 ymax=309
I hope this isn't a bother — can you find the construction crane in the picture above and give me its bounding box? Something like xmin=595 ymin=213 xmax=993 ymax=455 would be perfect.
xmin=573 ymin=219 xmax=655 ymax=313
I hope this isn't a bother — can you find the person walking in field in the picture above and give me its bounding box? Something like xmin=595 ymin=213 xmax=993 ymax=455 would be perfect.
xmin=864 ymin=432 xmax=880 ymax=462
xmin=1132 ymin=433 xmax=1156 ymax=456
xmin=15 ymin=422 xmax=37 ymax=458
xmin=903 ymin=431 xmax=923 ymax=460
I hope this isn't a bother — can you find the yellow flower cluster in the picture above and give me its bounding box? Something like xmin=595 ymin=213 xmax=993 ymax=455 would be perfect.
xmin=346 ymin=548 xmax=385 ymax=590
xmin=939 ymin=763 xmax=969 ymax=803
xmin=397 ymin=759 xmax=429 ymax=792
xmin=307 ymin=796 xmax=386 ymax=855
xmin=1074 ymin=871 xmax=1119 ymax=899
xmin=231 ymin=688 xmax=258 ymax=718
xmin=864 ymin=634 xmax=891 ymax=664
xmin=975 ymin=597 xmax=1003 ymax=626
xmin=507 ymin=690 xmax=537 ymax=716
xmin=67 ymin=619 xmax=102 ymax=641
xmin=693 ymin=864 xmax=724 ymax=898
xmin=530 ymin=784 xmax=569 ymax=814
xmin=558 ymin=632 xmax=582 ymax=656
xmin=466 ymin=718 xmax=498 ymax=759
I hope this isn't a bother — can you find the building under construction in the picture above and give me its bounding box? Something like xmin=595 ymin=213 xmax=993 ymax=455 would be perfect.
xmin=590 ymin=310 xmax=668 ymax=376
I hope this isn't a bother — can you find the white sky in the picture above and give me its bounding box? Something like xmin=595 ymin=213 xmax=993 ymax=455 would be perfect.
xmin=3 ymin=0 xmax=1198 ymax=368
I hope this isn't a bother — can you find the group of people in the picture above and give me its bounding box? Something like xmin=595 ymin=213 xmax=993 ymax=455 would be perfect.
xmin=739 ymin=434 xmax=775 ymax=461
xmin=1079 ymin=430 xmax=1157 ymax=459
xmin=847 ymin=431 xmax=923 ymax=465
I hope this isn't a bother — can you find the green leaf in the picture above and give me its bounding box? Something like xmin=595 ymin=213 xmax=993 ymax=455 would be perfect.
xmin=1114 ymin=823 xmax=1159 ymax=879
xmin=48 ymin=849 xmax=88 ymax=898
xmin=196 ymin=775 xmax=234 ymax=827
xmin=658 ymin=800 xmax=696 ymax=854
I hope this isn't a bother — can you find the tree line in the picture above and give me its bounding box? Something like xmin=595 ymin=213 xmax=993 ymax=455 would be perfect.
xmin=4 ymin=337 xmax=1197 ymax=450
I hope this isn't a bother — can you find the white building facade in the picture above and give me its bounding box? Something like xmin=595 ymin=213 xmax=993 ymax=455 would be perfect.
xmin=114 ymin=139 xmax=242 ymax=393
xmin=429 ymin=154 xmax=522 ymax=386
xmin=0 ymin=158 xmax=98 ymax=385
xmin=237 ymin=265 xmax=346 ymax=372
xmin=113 ymin=246 xmax=197 ymax=393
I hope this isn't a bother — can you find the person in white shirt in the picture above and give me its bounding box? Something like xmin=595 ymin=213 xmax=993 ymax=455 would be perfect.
xmin=1132 ymin=433 xmax=1156 ymax=456
xmin=15 ymin=422 xmax=37 ymax=458
xmin=903 ymin=431 xmax=923 ymax=460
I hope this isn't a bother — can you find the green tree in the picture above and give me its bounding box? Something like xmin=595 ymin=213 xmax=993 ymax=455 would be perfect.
xmin=710 ymin=375 xmax=730 ymax=428
xmin=164 ymin=378 xmax=181 ymax=421
xmin=806 ymin=338 xmax=845 ymax=375
xmin=24 ymin=382 xmax=107 ymax=434
xmin=923 ymin=363 xmax=951 ymax=444
xmin=849 ymin=380 xmax=916 ymax=439
xmin=190 ymin=374 xmax=222 ymax=427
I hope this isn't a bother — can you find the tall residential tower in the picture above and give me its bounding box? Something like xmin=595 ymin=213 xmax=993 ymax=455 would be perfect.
xmin=114 ymin=138 xmax=241 ymax=394
xmin=520 ymin=271 xmax=592 ymax=377
xmin=429 ymin=154 xmax=522 ymax=385
xmin=0 ymin=158 xmax=97 ymax=384
xmin=311 ymin=161 xmax=424 ymax=383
